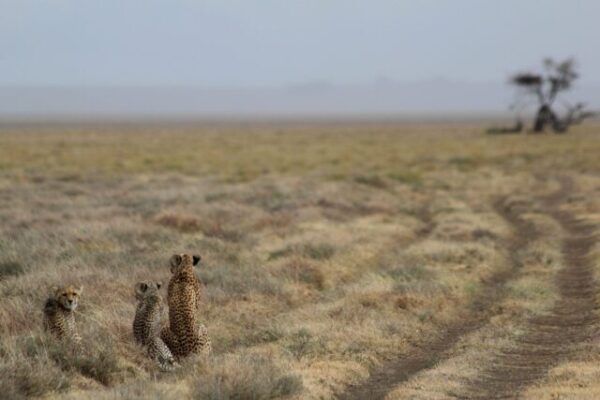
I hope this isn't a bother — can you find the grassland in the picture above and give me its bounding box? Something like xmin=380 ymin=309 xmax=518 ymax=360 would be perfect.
xmin=0 ymin=121 xmax=599 ymax=399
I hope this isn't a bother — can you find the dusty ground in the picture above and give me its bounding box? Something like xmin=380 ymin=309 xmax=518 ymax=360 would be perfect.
xmin=0 ymin=121 xmax=599 ymax=399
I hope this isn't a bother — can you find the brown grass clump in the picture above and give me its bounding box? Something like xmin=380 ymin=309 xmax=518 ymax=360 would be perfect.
xmin=156 ymin=211 xmax=245 ymax=242
xmin=156 ymin=212 xmax=203 ymax=233
xmin=277 ymin=258 xmax=326 ymax=290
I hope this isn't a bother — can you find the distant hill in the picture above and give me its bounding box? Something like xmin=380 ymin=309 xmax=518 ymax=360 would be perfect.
xmin=1 ymin=80 xmax=599 ymax=120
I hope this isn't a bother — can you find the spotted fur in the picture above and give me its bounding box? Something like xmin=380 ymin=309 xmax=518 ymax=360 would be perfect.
xmin=43 ymin=285 xmax=82 ymax=343
xmin=161 ymin=254 xmax=211 ymax=358
xmin=133 ymin=281 xmax=178 ymax=371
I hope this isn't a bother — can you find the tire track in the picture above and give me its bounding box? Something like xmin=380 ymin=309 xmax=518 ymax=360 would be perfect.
xmin=337 ymin=197 xmax=538 ymax=400
xmin=460 ymin=177 xmax=598 ymax=399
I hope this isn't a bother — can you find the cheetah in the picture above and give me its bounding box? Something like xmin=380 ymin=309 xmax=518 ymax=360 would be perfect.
xmin=43 ymin=285 xmax=82 ymax=343
xmin=160 ymin=254 xmax=211 ymax=359
xmin=133 ymin=281 xmax=179 ymax=371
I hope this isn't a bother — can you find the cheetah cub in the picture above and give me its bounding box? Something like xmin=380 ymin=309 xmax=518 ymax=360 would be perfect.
xmin=133 ymin=281 xmax=179 ymax=371
xmin=43 ymin=285 xmax=83 ymax=343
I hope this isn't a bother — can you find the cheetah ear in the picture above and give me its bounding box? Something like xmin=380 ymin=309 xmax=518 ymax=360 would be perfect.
xmin=193 ymin=255 xmax=201 ymax=266
xmin=77 ymin=286 xmax=83 ymax=295
xmin=135 ymin=282 xmax=148 ymax=296
xmin=156 ymin=282 xmax=163 ymax=290
xmin=51 ymin=286 xmax=60 ymax=296
xmin=170 ymin=254 xmax=182 ymax=270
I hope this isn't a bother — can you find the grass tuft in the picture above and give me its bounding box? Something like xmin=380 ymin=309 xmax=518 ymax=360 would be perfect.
xmin=0 ymin=261 xmax=25 ymax=279
xmin=284 ymin=328 xmax=328 ymax=360
xmin=47 ymin=334 xmax=126 ymax=386
xmin=278 ymin=258 xmax=326 ymax=290
xmin=156 ymin=212 xmax=203 ymax=233
xmin=0 ymin=335 xmax=70 ymax=399
xmin=193 ymin=354 xmax=303 ymax=400
xmin=269 ymin=242 xmax=336 ymax=261
xmin=353 ymin=174 xmax=389 ymax=189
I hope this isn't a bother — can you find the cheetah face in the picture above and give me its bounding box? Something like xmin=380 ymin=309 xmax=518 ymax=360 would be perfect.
xmin=54 ymin=286 xmax=83 ymax=311
xmin=135 ymin=281 xmax=163 ymax=300
xmin=169 ymin=253 xmax=201 ymax=274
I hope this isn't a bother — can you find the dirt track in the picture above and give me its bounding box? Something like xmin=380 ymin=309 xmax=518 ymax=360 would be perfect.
xmin=338 ymin=176 xmax=598 ymax=400
xmin=338 ymin=195 xmax=541 ymax=400
xmin=459 ymin=177 xmax=598 ymax=399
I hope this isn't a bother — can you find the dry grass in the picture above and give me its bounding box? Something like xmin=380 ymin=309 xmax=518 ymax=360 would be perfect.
xmin=0 ymin=121 xmax=599 ymax=399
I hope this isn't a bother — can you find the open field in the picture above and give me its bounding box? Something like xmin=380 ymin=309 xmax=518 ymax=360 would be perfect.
xmin=0 ymin=121 xmax=599 ymax=399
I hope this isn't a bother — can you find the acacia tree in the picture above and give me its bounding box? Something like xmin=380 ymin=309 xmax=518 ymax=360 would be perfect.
xmin=511 ymin=58 xmax=596 ymax=133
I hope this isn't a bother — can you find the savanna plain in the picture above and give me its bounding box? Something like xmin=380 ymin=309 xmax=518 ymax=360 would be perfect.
xmin=1 ymin=121 xmax=600 ymax=400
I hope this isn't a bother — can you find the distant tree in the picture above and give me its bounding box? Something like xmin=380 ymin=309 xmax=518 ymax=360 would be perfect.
xmin=510 ymin=58 xmax=596 ymax=133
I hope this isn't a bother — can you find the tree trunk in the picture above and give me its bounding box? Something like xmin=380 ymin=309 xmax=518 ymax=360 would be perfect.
xmin=532 ymin=104 xmax=559 ymax=133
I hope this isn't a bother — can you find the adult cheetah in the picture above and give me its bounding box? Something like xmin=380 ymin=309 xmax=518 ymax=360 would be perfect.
xmin=133 ymin=281 xmax=178 ymax=371
xmin=160 ymin=254 xmax=211 ymax=359
xmin=43 ymin=285 xmax=82 ymax=343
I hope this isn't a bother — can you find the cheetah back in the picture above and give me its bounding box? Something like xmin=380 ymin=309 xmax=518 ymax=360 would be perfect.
xmin=167 ymin=253 xmax=209 ymax=357
xmin=167 ymin=275 xmax=200 ymax=355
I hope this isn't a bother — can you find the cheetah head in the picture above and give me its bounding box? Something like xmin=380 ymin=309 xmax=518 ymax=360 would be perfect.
xmin=53 ymin=285 xmax=83 ymax=311
xmin=134 ymin=281 xmax=163 ymax=300
xmin=169 ymin=253 xmax=201 ymax=274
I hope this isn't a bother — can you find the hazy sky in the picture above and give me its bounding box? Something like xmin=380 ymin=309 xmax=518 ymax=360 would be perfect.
xmin=1 ymin=0 xmax=599 ymax=86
